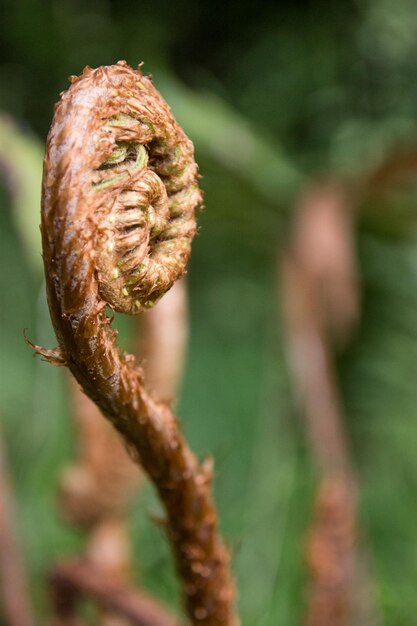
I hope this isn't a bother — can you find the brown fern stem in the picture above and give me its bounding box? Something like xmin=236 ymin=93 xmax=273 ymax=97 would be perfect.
xmin=40 ymin=61 xmax=238 ymax=626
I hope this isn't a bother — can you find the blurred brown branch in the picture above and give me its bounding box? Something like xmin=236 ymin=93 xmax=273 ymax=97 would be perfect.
xmin=137 ymin=278 xmax=189 ymax=403
xmin=281 ymin=182 xmax=378 ymax=626
xmin=49 ymin=559 xmax=181 ymax=626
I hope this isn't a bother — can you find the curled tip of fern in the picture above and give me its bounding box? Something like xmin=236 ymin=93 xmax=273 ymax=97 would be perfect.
xmin=44 ymin=61 xmax=202 ymax=316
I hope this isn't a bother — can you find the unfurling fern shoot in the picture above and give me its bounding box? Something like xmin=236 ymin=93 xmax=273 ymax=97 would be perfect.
xmin=40 ymin=61 xmax=238 ymax=626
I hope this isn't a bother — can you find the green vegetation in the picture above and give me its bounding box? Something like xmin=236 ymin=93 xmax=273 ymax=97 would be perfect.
xmin=1 ymin=1 xmax=417 ymax=623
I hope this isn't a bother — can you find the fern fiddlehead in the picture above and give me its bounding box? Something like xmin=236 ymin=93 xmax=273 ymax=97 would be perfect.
xmin=40 ymin=61 xmax=238 ymax=626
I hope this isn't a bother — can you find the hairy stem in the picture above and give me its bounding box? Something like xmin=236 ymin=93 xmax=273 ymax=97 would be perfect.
xmin=40 ymin=61 xmax=238 ymax=626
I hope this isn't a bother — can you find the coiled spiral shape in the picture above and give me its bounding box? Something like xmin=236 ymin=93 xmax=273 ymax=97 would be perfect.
xmin=44 ymin=60 xmax=201 ymax=315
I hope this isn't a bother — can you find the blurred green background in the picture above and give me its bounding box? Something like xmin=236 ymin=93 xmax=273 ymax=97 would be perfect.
xmin=1 ymin=0 xmax=417 ymax=624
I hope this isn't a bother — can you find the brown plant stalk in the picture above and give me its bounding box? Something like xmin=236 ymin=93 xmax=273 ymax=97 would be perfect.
xmin=137 ymin=277 xmax=189 ymax=403
xmin=281 ymin=182 xmax=377 ymax=626
xmin=50 ymin=559 xmax=181 ymax=626
xmin=38 ymin=61 xmax=238 ymax=626
xmin=59 ymin=376 xmax=140 ymax=529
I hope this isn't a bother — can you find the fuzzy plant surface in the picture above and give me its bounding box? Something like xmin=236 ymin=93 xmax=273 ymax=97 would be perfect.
xmin=37 ymin=60 xmax=238 ymax=626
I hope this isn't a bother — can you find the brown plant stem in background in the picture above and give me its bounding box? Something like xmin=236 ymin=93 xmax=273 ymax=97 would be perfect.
xmin=39 ymin=62 xmax=238 ymax=626
xmin=305 ymin=476 xmax=358 ymax=626
xmin=60 ymin=377 xmax=140 ymax=528
xmin=0 ymin=425 xmax=33 ymax=626
xmin=137 ymin=278 xmax=189 ymax=403
xmin=50 ymin=559 xmax=181 ymax=626
xmin=281 ymin=182 xmax=377 ymax=626
xmin=59 ymin=377 xmax=139 ymax=626
xmin=281 ymin=254 xmax=353 ymax=476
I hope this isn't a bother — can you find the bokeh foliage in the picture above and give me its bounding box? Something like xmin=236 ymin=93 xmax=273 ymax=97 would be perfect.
xmin=1 ymin=0 xmax=417 ymax=624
